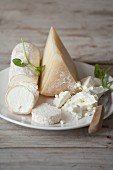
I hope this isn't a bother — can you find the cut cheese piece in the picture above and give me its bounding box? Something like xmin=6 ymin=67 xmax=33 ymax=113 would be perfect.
xmin=39 ymin=27 xmax=78 ymax=96
xmin=9 ymin=42 xmax=41 ymax=83
xmin=9 ymin=74 xmax=37 ymax=87
xmin=6 ymin=86 xmax=35 ymax=115
xmin=8 ymin=81 xmax=39 ymax=104
xmin=53 ymin=91 xmax=71 ymax=108
xmin=81 ymin=76 xmax=102 ymax=90
xmin=32 ymin=103 xmax=61 ymax=125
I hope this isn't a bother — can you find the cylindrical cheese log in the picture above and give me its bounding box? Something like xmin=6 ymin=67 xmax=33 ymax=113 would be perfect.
xmin=9 ymin=42 xmax=40 ymax=84
xmin=6 ymin=42 xmax=41 ymax=115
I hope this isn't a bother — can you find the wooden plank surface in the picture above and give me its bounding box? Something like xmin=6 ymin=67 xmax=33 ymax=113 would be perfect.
xmin=0 ymin=0 xmax=113 ymax=71
xmin=0 ymin=116 xmax=113 ymax=148
xmin=0 ymin=0 xmax=113 ymax=170
xmin=0 ymin=148 xmax=113 ymax=170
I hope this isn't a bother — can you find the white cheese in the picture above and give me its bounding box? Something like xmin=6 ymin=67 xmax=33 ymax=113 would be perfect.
xmin=32 ymin=103 xmax=61 ymax=125
xmin=6 ymin=42 xmax=41 ymax=115
xmin=53 ymin=91 xmax=71 ymax=108
xmin=6 ymin=86 xmax=35 ymax=115
xmin=81 ymin=76 xmax=102 ymax=90
xmin=9 ymin=42 xmax=40 ymax=83
xmin=90 ymin=86 xmax=108 ymax=98
xmin=9 ymin=74 xmax=37 ymax=86
xmin=9 ymin=81 xmax=39 ymax=104
xmin=62 ymin=91 xmax=98 ymax=119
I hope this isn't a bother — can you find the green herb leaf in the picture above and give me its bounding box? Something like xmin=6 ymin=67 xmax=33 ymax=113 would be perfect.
xmin=13 ymin=58 xmax=27 ymax=67
xmin=36 ymin=65 xmax=46 ymax=71
xmin=94 ymin=64 xmax=113 ymax=92
xmin=12 ymin=38 xmax=45 ymax=76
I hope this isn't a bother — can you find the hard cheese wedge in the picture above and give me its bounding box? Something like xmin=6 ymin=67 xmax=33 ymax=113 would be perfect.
xmin=39 ymin=27 xmax=78 ymax=96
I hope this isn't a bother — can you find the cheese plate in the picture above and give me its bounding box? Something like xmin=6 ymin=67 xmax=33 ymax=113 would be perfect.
xmin=0 ymin=62 xmax=113 ymax=130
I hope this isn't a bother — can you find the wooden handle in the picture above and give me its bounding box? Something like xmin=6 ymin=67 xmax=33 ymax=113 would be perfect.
xmin=88 ymin=105 xmax=104 ymax=134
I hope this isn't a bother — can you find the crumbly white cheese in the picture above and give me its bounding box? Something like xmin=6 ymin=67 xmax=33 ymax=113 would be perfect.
xmin=32 ymin=103 xmax=61 ymax=125
xmin=62 ymin=91 xmax=98 ymax=119
xmin=53 ymin=91 xmax=71 ymax=108
xmin=81 ymin=76 xmax=102 ymax=90
xmin=89 ymin=86 xmax=108 ymax=98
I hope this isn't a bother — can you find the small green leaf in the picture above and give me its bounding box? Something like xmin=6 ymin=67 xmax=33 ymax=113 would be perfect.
xmin=12 ymin=38 xmax=46 ymax=77
xmin=13 ymin=58 xmax=27 ymax=67
xmin=36 ymin=65 xmax=46 ymax=71
xmin=94 ymin=64 xmax=113 ymax=93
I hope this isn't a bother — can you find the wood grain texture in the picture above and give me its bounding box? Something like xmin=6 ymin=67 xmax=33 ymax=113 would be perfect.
xmin=0 ymin=115 xmax=113 ymax=149
xmin=0 ymin=148 xmax=113 ymax=170
xmin=0 ymin=0 xmax=113 ymax=169
xmin=0 ymin=0 xmax=113 ymax=71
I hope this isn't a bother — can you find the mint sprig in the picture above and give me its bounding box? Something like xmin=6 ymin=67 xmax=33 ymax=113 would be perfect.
xmin=94 ymin=64 xmax=113 ymax=92
xmin=13 ymin=38 xmax=45 ymax=76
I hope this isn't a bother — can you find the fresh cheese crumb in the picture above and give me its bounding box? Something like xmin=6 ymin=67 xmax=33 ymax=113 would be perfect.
xmin=81 ymin=76 xmax=102 ymax=90
xmin=62 ymin=91 xmax=98 ymax=119
xmin=53 ymin=91 xmax=71 ymax=108
xmin=60 ymin=120 xmax=65 ymax=126
xmin=89 ymin=86 xmax=108 ymax=98
xmin=32 ymin=103 xmax=61 ymax=125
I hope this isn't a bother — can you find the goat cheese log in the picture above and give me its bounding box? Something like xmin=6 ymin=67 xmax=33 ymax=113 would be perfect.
xmin=6 ymin=42 xmax=41 ymax=115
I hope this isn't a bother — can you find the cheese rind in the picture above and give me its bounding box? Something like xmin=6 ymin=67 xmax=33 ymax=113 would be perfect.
xmin=6 ymin=42 xmax=40 ymax=115
xmin=32 ymin=103 xmax=61 ymax=125
xmin=9 ymin=74 xmax=37 ymax=86
xmin=9 ymin=42 xmax=41 ymax=83
xmin=39 ymin=27 xmax=78 ymax=96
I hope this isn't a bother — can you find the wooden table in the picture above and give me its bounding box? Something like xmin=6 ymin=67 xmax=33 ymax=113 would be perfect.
xmin=0 ymin=0 xmax=113 ymax=169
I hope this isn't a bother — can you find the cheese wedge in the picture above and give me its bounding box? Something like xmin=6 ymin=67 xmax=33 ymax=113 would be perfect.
xmin=39 ymin=27 xmax=78 ymax=96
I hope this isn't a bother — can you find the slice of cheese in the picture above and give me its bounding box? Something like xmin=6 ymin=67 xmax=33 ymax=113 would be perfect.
xmin=8 ymin=81 xmax=39 ymax=105
xmin=39 ymin=27 xmax=78 ymax=96
xmin=9 ymin=74 xmax=37 ymax=87
xmin=32 ymin=103 xmax=61 ymax=125
xmin=53 ymin=91 xmax=71 ymax=108
xmin=6 ymin=86 xmax=35 ymax=115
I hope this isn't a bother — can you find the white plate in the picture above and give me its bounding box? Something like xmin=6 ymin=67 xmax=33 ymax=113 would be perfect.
xmin=0 ymin=62 xmax=113 ymax=130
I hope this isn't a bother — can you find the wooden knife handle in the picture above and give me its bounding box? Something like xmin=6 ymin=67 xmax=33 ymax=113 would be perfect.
xmin=88 ymin=105 xmax=104 ymax=134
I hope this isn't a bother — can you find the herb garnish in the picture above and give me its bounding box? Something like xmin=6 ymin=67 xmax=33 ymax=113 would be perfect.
xmin=94 ymin=64 xmax=113 ymax=92
xmin=13 ymin=38 xmax=45 ymax=76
